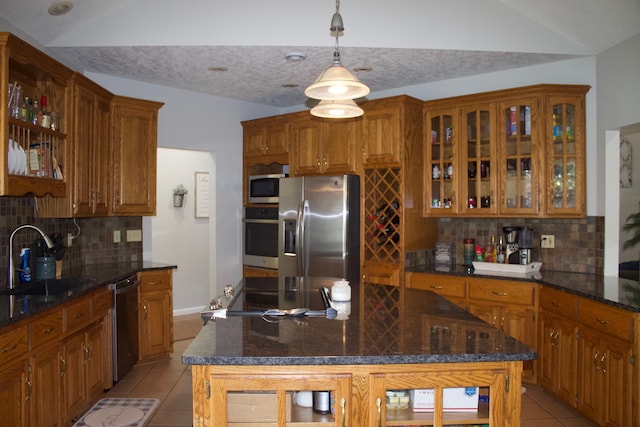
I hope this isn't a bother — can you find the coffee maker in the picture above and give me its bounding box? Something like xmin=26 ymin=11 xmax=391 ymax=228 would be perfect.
xmin=518 ymin=227 xmax=534 ymax=265
xmin=503 ymin=226 xmax=521 ymax=263
xmin=502 ymin=226 xmax=534 ymax=264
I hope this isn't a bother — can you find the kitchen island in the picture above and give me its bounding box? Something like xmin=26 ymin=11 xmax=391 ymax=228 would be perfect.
xmin=182 ymin=277 xmax=535 ymax=426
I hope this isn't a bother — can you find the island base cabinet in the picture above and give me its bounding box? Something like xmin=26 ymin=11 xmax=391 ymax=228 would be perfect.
xmin=190 ymin=362 xmax=523 ymax=427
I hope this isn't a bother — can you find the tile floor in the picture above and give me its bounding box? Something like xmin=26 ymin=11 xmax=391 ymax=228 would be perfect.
xmin=103 ymin=314 xmax=596 ymax=427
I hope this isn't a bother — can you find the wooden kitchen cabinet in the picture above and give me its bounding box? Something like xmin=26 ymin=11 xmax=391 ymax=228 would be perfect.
xmin=422 ymin=84 xmax=589 ymax=218
xmin=243 ymin=115 xmax=289 ymax=160
xmin=0 ymin=356 xmax=29 ymax=425
xmin=29 ymin=341 xmax=64 ymax=427
xmin=405 ymin=271 xmax=467 ymax=308
xmin=71 ymin=74 xmax=111 ymax=216
xmin=1 ymin=32 xmax=73 ymax=197
xmin=424 ymin=107 xmax=459 ymax=215
xmin=359 ymin=98 xmax=404 ymax=167
xmin=538 ymin=286 xmax=637 ymax=426
xmin=289 ymin=113 xmax=358 ymax=176
xmin=111 ymin=95 xmax=163 ymax=216
xmin=361 ymin=96 xmax=438 ymax=288
xmin=138 ymin=269 xmax=174 ymax=361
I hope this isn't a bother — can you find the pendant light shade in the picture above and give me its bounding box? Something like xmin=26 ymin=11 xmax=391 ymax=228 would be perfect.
xmin=305 ymin=0 xmax=369 ymax=108
xmin=310 ymin=99 xmax=364 ymax=118
xmin=305 ymin=59 xmax=370 ymax=101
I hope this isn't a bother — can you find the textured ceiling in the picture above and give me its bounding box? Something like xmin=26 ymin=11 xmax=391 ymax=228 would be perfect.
xmin=1 ymin=0 xmax=639 ymax=108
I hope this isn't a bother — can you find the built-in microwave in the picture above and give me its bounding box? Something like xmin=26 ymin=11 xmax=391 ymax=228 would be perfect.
xmin=243 ymin=207 xmax=279 ymax=270
xmin=248 ymin=174 xmax=285 ymax=204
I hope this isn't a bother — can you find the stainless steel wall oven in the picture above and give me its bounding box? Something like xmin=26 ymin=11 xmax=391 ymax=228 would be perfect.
xmin=243 ymin=206 xmax=279 ymax=270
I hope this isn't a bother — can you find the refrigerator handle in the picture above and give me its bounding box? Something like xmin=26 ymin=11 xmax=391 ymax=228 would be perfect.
xmin=297 ymin=200 xmax=309 ymax=275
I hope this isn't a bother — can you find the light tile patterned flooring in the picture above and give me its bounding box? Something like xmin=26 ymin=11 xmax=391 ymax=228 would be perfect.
xmin=104 ymin=314 xmax=596 ymax=427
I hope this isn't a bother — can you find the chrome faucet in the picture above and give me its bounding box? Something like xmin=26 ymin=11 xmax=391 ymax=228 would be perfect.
xmin=7 ymin=224 xmax=55 ymax=290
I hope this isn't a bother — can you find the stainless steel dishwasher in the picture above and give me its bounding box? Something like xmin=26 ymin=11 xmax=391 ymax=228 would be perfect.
xmin=110 ymin=274 xmax=140 ymax=382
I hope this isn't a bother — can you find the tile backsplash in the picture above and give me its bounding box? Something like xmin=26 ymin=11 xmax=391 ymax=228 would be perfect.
xmin=1 ymin=197 xmax=142 ymax=283
xmin=406 ymin=216 xmax=604 ymax=275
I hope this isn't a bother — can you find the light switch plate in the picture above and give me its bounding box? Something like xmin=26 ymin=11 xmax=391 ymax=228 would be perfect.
xmin=127 ymin=229 xmax=142 ymax=242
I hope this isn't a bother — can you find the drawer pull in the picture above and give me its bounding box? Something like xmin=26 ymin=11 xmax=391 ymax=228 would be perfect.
xmin=1 ymin=343 xmax=17 ymax=353
xmin=595 ymin=317 xmax=609 ymax=325
xmin=74 ymin=313 xmax=84 ymax=319
xmin=551 ymin=302 xmax=561 ymax=307
xmin=492 ymin=291 xmax=508 ymax=297
xmin=430 ymin=285 xmax=444 ymax=289
xmin=43 ymin=326 xmax=55 ymax=334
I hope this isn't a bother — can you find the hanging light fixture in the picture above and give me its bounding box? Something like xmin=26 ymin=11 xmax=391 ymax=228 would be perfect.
xmin=305 ymin=0 xmax=370 ymax=103
xmin=310 ymin=99 xmax=364 ymax=118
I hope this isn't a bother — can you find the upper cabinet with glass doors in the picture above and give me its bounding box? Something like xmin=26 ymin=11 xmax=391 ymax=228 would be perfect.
xmin=423 ymin=84 xmax=590 ymax=218
xmin=424 ymin=108 xmax=458 ymax=215
xmin=498 ymin=97 xmax=540 ymax=216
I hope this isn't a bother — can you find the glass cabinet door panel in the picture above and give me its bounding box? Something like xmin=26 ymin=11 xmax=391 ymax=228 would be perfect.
xmin=425 ymin=109 xmax=458 ymax=215
xmin=461 ymin=107 xmax=496 ymax=214
xmin=499 ymin=99 xmax=538 ymax=215
xmin=546 ymin=97 xmax=584 ymax=215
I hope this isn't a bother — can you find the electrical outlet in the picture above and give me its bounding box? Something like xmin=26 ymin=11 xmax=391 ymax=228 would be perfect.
xmin=541 ymin=235 xmax=555 ymax=248
xmin=113 ymin=230 xmax=121 ymax=243
xmin=67 ymin=233 xmax=74 ymax=247
xmin=126 ymin=229 xmax=142 ymax=242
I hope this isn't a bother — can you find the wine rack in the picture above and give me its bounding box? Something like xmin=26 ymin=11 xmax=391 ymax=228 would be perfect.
xmin=363 ymin=167 xmax=402 ymax=264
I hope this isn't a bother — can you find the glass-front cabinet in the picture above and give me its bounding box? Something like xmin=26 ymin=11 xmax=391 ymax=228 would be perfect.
xmin=545 ymin=95 xmax=585 ymax=216
xmin=460 ymin=105 xmax=497 ymax=215
xmin=498 ymin=98 xmax=539 ymax=216
xmin=425 ymin=109 xmax=458 ymax=215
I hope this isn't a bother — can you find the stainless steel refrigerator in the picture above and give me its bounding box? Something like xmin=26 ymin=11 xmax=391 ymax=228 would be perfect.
xmin=278 ymin=174 xmax=360 ymax=283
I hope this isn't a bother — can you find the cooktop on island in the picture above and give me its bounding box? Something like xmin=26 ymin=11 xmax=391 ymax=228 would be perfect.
xmin=201 ymin=276 xmax=341 ymax=323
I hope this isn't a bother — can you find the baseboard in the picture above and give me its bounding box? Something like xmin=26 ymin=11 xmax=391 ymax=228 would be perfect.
xmin=173 ymin=306 xmax=203 ymax=316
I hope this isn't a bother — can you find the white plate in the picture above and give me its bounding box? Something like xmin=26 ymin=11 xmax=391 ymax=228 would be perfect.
xmin=19 ymin=144 xmax=27 ymax=174
xmin=8 ymin=139 xmax=16 ymax=174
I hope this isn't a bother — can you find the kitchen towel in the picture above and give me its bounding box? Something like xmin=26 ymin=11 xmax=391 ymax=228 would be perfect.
xmin=73 ymin=397 xmax=160 ymax=427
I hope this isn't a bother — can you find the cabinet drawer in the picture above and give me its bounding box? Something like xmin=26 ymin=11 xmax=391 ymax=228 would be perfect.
xmin=64 ymin=296 xmax=91 ymax=332
xmin=578 ymin=299 xmax=634 ymax=342
xmin=468 ymin=278 xmax=536 ymax=306
xmin=92 ymin=288 xmax=112 ymax=319
xmin=139 ymin=269 xmax=172 ymax=292
xmin=539 ymin=287 xmax=578 ymax=319
xmin=0 ymin=324 xmax=28 ymax=365
xmin=30 ymin=310 xmax=63 ymax=349
xmin=407 ymin=273 xmax=466 ymax=299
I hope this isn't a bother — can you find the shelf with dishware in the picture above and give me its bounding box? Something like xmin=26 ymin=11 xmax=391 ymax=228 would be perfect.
xmin=2 ymin=32 xmax=73 ymax=197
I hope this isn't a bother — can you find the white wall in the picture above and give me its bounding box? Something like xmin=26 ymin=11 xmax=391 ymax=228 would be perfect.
xmin=86 ymin=72 xmax=279 ymax=307
xmin=153 ymin=148 xmax=215 ymax=313
xmin=597 ymin=33 xmax=640 ymax=276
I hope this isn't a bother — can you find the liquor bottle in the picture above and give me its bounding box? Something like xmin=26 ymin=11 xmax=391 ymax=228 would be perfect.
xmin=40 ymin=95 xmax=51 ymax=129
xmin=496 ymin=235 xmax=506 ymax=264
xmin=32 ymin=99 xmax=40 ymax=126
xmin=484 ymin=235 xmax=496 ymax=263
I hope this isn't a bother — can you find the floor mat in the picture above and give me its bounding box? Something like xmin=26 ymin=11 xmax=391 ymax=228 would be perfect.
xmin=73 ymin=398 xmax=160 ymax=427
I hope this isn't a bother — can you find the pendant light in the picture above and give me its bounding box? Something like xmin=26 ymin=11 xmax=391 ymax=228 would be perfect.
xmin=305 ymin=0 xmax=370 ymax=103
xmin=310 ymin=99 xmax=364 ymax=118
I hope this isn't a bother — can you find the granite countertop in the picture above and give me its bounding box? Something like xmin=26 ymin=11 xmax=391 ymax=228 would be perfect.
xmin=407 ymin=265 xmax=640 ymax=312
xmin=182 ymin=281 xmax=536 ymax=366
xmin=0 ymin=261 xmax=177 ymax=328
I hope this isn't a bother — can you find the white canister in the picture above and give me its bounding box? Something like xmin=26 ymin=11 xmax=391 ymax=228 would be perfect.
xmin=331 ymin=280 xmax=351 ymax=302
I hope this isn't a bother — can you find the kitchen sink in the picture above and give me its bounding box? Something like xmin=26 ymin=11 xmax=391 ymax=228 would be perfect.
xmin=0 ymin=278 xmax=97 ymax=296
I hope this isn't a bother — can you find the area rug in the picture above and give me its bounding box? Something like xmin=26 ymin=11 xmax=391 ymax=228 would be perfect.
xmin=73 ymin=398 xmax=160 ymax=427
